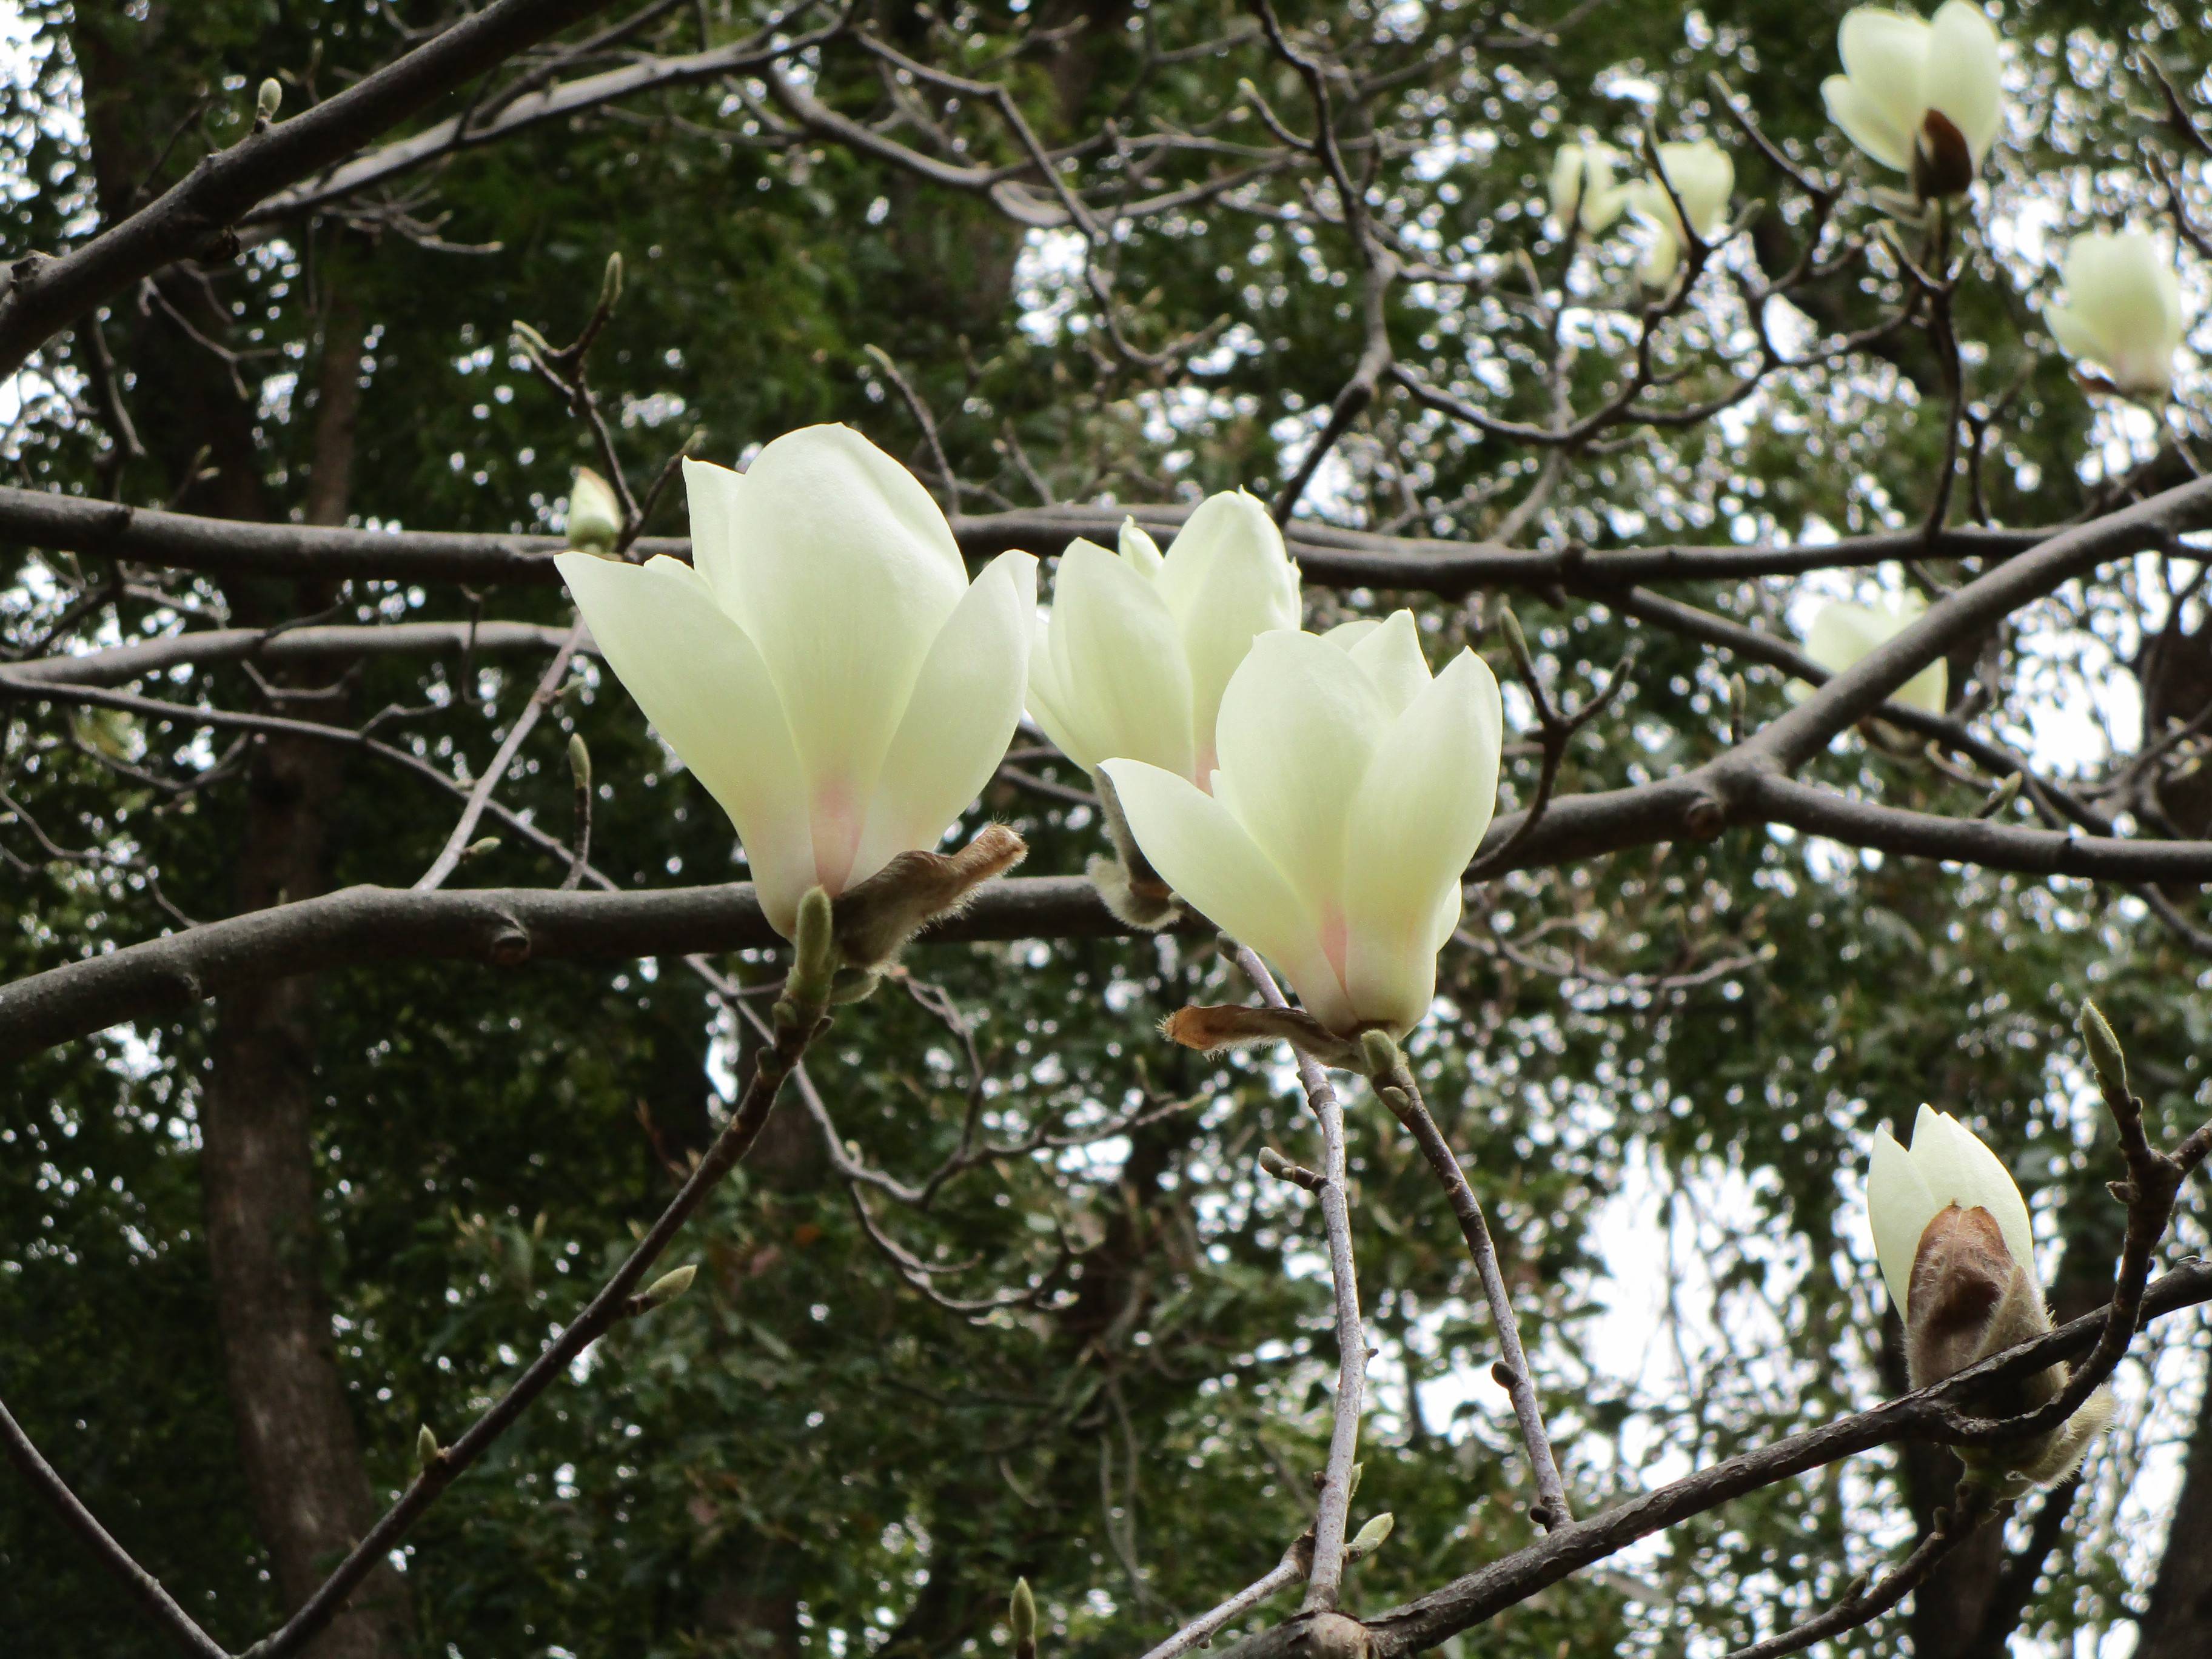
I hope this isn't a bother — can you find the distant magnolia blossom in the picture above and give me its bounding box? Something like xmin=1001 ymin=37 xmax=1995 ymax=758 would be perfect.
xmin=2044 ymin=229 xmax=2188 ymax=402
xmin=1867 ymin=1105 xmax=2114 ymax=1490
xmin=563 ymin=466 xmax=622 ymax=554
xmin=1801 ymin=590 xmax=1948 ymax=716
xmin=556 ymin=424 xmax=1036 ymax=939
xmin=1548 ymin=141 xmax=1627 ymax=235
xmin=1822 ymin=1 xmax=2003 ymax=200
xmin=1623 ymin=141 xmax=1734 ymax=289
xmin=1028 ymin=493 xmax=1301 ymax=785
xmin=1104 ymin=613 xmax=1503 ymax=1037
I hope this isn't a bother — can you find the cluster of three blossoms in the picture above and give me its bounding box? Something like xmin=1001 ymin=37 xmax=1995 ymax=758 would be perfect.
xmin=559 ymin=423 xmax=2111 ymax=1490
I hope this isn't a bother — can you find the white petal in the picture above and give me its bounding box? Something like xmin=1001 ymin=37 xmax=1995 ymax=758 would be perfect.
xmin=1025 ymin=611 xmax=1091 ymax=771
xmin=1921 ymin=1107 xmax=2036 ymax=1282
xmin=1040 ymin=538 xmax=1196 ymax=777
xmin=2044 ymin=301 xmax=2107 ymax=366
xmin=851 ymin=551 xmax=1037 ymax=885
xmin=1101 ymin=759 xmax=1353 ymax=1031
xmin=1924 ymin=1 xmax=2003 ymax=161
xmin=1823 ymin=75 xmax=1912 ymax=173
xmin=1119 ymin=516 xmax=1167 ymax=577
xmin=1341 ymin=649 xmax=1504 ymax=1032
xmin=1838 ymin=9 xmax=1934 ymax=144
xmin=1868 ymin=1120 xmax=1940 ymax=1316
xmin=1657 ymin=141 xmax=1734 ymax=238
xmin=1212 ymin=630 xmax=1391 ymax=928
xmin=680 ymin=456 xmax=749 ymax=612
xmin=1154 ymin=491 xmax=1302 ymax=768
xmin=695 ymin=426 xmax=968 ymax=810
xmin=557 ymin=552 xmax=814 ymax=937
xmin=1339 ymin=608 xmax=1433 ymax=717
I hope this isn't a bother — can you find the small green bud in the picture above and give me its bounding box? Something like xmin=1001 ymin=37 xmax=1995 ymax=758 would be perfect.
xmin=635 ymin=1263 xmax=697 ymax=1312
xmin=416 ymin=1424 xmax=440 ymax=1472
xmin=785 ymin=886 xmax=837 ymax=1011
xmin=255 ymin=78 xmax=282 ymax=124
xmin=1010 ymin=1577 xmax=1037 ymax=1658
xmin=511 ymin=319 xmax=555 ymax=360
xmin=1974 ymin=773 xmax=2022 ymax=820
xmin=1498 ymin=605 xmax=1535 ymax=681
xmin=565 ymin=467 xmax=623 ymax=555
xmin=2078 ymin=1000 xmax=2128 ymax=1099
xmin=1359 ymin=1029 xmax=1401 ymax=1081
xmin=1345 ymin=1511 xmax=1394 ymax=1562
xmin=567 ymin=732 xmax=592 ymax=794
xmin=1258 ymin=1146 xmax=1293 ymax=1179
xmin=461 ymin=836 xmax=501 ymax=861
xmin=599 ymin=252 xmax=625 ymax=314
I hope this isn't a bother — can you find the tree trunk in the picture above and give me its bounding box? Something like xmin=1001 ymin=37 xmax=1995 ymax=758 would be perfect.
xmin=2136 ymin=1350 xmax=2212 ymax=1659
xmin=195 ymin=290 xmax=415 ymax=1657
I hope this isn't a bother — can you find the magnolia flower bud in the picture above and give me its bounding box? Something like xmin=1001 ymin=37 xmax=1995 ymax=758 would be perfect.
xmin=1345 ymin=1511 xmax=1395 ymax=1563
xmin=1868 ymin=1105 xmax=2114 ymax=1490
xmin=1028 ymin=495 xmax=1300 ymax=786
xmin=564 ymin=466 xmax=623 ymax=555
xmin=555 ymin=426 xmax=1037 ymax=940
xmin=2043 ymin=230 xmax=2187 ymax=403
xmin=416 ymin=1424 xmax=440 ymax=1472
xmin=1799 ymin=588 xmax=1947 ymax=716
xmin=1009 ymin=1577 xmax=1037 ymax=1659
xmin=1821 ymin=2 xmax=2003 ymax=201
xmin=2077 ymin=1000 xmax=2129 ymax=1100
xmin=1548 ymin=142 xmax=1627 ymax=235
xmin=1622 ymin=141 xmax=1734 ymax=289
xmin=255 ymin=78 xmax=282 ymax=126
xmin=1105 ymin=611 xmax=1503 ymax=1037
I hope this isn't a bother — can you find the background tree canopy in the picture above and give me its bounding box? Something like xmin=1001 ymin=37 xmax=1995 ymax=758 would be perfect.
xmin=1 ymin=2 xmax=2210 ymax=1657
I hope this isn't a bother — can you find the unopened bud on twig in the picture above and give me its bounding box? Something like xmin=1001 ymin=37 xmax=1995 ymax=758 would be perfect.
xmin=1258 ymin=1146 xmax=1293 ymax=1180
xmin=2077 ymin=1000 xmax=2128 ymax=1101
xmin=566 ymin=467 xmax=623 ymax=555
xmin=511 ymin=320 xmax=555 ymax=361
xmin=254 ymin=78 xmax=282 ymax=127
xmin=416 ymin=1424 xmax=440 ymax=1472
xmin=567 ymin=733 xmax=592 ymax=794
xmin=1498 ymin=604 xmax=1535 ymax=683
xmin=1344 ymin=1512 xmax=1395 ymax=1563
xmin=599 ymin=251 xmax=625 ymax=315
xmin=629 ymin=1263 xmax=696 ymax=1315
xmin=1009 ymin=1577 xmax=1037 ymax=1659
xmin=783 ymin=886 xmax=837 ymax=1014
xmin=461 ymin=836 xmax=501 ymax=862
xmin=1359 ymin=1030 xmax=1401 ymax=1081
xmin=1974 ymin=773 xmax=2023 ymax=819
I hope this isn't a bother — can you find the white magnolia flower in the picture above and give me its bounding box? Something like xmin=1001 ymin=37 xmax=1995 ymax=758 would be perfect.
xmin=1549 ymin=142 xmax=1627 ymax=235
xmin=1623 ymin=141 xmax=1735 ymax=288
xmin=1028 ymin=492 xmax=1301 ymax=785
xmin=556 ymin=424 xmax=1036 ymax=939
xmin=1868 ymin=1104 xmax=2115 ymax=1488
xmin=1803 ymin=590 xmax=1947 ymax=715
xmin=1102 ymin=612 xmax=1503 ymax=1037
xmin=1821 ymin=1 xmax=2003 ymax=199
xmin=565 ymin=466 xmax=623 ymax=554
xmin=1868 ymin=1104 xmax=2036 ymax=1323
xmin=2044 ymin=230 xmax=2188 ymax=403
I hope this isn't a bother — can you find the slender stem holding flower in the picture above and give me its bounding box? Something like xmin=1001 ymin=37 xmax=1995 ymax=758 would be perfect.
xmin=1228 ymin=944 xmax=1368 ymax=1612
xmin=1367 ymin=1047 xmax=1570 ymax=1530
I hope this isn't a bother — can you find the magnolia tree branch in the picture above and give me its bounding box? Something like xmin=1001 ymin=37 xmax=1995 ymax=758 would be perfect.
xmin=0 ymin=486 xmax=2043 ymax=595
xmin=0 ymin=0 xmax=623 ymax=380
xmin=237 ymin=939 xmax=835 ymax=1659
xmin=1215 ymin=1260 xmax=2212 ymax=1659
xmin=1366 ymin=1051 xmax=1569 ymax=1530
xmin=0 ymin=1396 xmax=229 ymax=1659
xmin=1232 ymin=945 xmax=1369 ymax=1613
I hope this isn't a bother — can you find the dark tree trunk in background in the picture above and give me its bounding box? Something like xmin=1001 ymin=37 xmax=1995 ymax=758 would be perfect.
xmin=198 ymin=294 xmax=415 ymax=1656
xmin=72 ymin=15 xmax=412 ymax=1654
xmin=2136 ymin=1354 xmax=2212 ymax=1659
